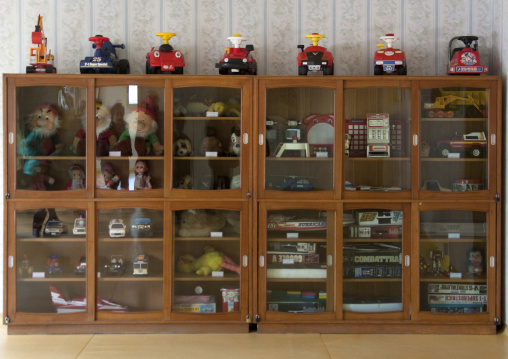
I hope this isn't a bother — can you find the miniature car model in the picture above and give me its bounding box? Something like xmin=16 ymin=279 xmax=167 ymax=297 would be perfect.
xmin=435 ymin=132 xmax=487 ymax=158
xmin=131 ymin=218 xmax=152 ymax=237
xmin=109 ymin=219 xmax=126 ymax=238
xmin=26 ymin=15 xmax=56 ymax=73
xmin=448 ymin=36 xmax=488 ymax=75
xmin=146 ymin=32 xmax=185 ymax=74
xmin=103 ymin=255 xmax=126 ymax=276
xmin=80 ymin=35 xmax=129 ymax=74
xmin=44 ymin=218 xmax=65 ymax=236
xmin=266 ymin=176 xmax=314 ymax=191
xmin=74 ymin=256 xmax=86 ymax=275
xmin=133 ymin=254 xmax=149 ymax=276
xmin=423 ymin=94 xmax=483 ymax=118
xmin=215 ymin=34 xmax=257 ymax=75
xmin=267 ymin=214 xmax=326 ymax=231
xmin=374 ymin=33 xmax=407 ymax=75
xmin=73 ymin=215 xmax=86 ymax=235
xmin=297 ymin=33 xmax=334 ymax=75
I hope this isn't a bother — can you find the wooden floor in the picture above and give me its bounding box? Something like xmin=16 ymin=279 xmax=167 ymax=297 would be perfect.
xmin=1 ymin=324 xmax=507 ymax=359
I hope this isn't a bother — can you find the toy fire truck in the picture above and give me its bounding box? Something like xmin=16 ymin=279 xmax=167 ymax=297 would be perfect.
xmin=366 ymin=113 xmax=390 ymax=157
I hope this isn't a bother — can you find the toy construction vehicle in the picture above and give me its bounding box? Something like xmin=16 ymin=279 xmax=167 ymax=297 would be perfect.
xmin=448 ymin=36 xmax=488 ymax=75
xmin=423 ymin=94 xmax=484 ymax=118
xmin=26 ymin=15 xmax=56 ymax=73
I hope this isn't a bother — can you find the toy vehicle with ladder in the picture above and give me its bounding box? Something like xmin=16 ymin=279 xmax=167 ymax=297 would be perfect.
xmin=216 ymin=34 xmax=257 ymax=75
xmin=80 ymin=35 xmax=129 ymax=74
xmin=146 ymin=32 xmax=185 ymax=74
xmin=447 ymin=36 xmax=488 ymax=75
xmin=297 ymin=33 xmax=334 ymax=75
xmin=26 ymin=14 xmax=56 ymax=73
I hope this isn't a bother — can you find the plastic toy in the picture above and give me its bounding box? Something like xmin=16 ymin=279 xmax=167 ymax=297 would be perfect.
xmin=131 ymin=218 xmax=152 ymax=237
xmin=435 ymin=132 xmax=487 ymax=158
xmin=178 ymin=209 xmax=227 ymax=237
xmin=177 ymin=245 xmax=240 ymax=276
xmin=109 ymin=219 xmax=126 ymax=237
xmin=97 ymin=161 xmax=120 ymax=189
xmin=448 ymin=36 xmax=488 ymax=75
xmin=80 ymin=35 xmax=129 ymax=74
xmin=133 ymin=254 xmax=149 ymax=275
xmin=116 ymin=96 xmax=164 ymax=156
xmin=374 ymin=33 xmax=407 ymax=75
xmin=297 ymin=33 xmax=334 ymax=75
xmin=46 ymin=254 xmax=62 ymax=275
xmin=228 ymin=126 xmax=241 ymax=156
xmin=64 ymin=164 xmax=86 ymax=190
xmin=133 ymin=160 xmax=152 ymax=190
xmin=267 ymin=214 xmax=327 ymax=231
xmin=302 ymin=114 xmax=334 ymax=157
xmin=215 ymin=34 xmax=257 ymax=75
xmin=102 ymin=255 xmax=126 ymax=276
xmin=18 ymin=254 xmax=33 ymax=277
xmin=423 ymin=93 xmax=483 ymax=118
xmin=73 ymin=214 xmax=86 ymax=235
xmin=44 ymin=218 xmax=65 ymax=236
xmin=199 ymin=127 xmax=224 ymax=155
xmin=273 ymin=119 xmax=310 ymax=158
xmin=26 ymin=15 xmax=56 ymax=73
xmin=174 ymin=137 xmax=192 ymax=156
xmin=146 ymin=32 xmax=185 ymax=74
xmin=421 ymin=180 xmax=451 ymax=192
xmin=74 ymin=256 xmax=86 ymax=275
xmin=266 ymin=176 xmax=314 ymax=191
xmin=50 ymin=285 xmax=127 ymax=312
xmin=465 ymin=248 xmax=484 ymax=274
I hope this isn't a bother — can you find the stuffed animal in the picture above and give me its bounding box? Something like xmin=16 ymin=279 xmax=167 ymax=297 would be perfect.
xmin=207 ymin=99 xmax=241 ymax=117
xmin=228 ymin=126 xmax=241 ymax=156
xmin=199 ymin=127 xmax=223 ymax=155
xmin=174 ymin=137 xmax=192 ymax=156
xmin=64 ymin=164 xmax=86 ymax=190
xmin=178 ymin=209 xmax=226 ymax=237
xmin=176 ymin=245 xmax=240 ymax=276
xmin=116 ymin=96 xmax=164 ymax=156
xmin=229 ymin=174 xmax=241 ymax=189
xmin=465 ymin=248 xmax=484 ymax=274
xmin=177 ymin=175 xmax=192 ymax=189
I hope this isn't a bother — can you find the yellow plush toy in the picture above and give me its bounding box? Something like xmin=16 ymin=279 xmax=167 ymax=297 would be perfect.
xmin=177 ymin=245 xmax=240 ymax=276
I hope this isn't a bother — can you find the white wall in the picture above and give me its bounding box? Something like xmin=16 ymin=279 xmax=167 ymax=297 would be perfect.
xmin=0 ymin=0 xmax=506 ymax=322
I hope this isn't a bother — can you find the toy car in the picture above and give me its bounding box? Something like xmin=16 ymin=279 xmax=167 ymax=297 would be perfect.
xmin=297 ymin=33 xmax=334 ymax=75
xmin=80 ymin=35 xmax=129 ymax=74
xmin=74 ymin=256 xmax=86 ymax=275
xmin=131 ymin=218 xmax=152 ymax=237
xmin=44 ymin=218 xmax=65 ymax=236
xmin=435 ymin=131 xmax=487 ymax=158
xmin=73 ymin=215 xmax=86 ymax=235
xmin=423 ymin=93 xmax=484 ymax=118
xmin=109 ymin=219 xmax=126 ymax=238
xmin=374 ymin=33 xmax=407 ymax=75
xmin=26 ymin=15 xmax=56 ymax=73
xmin=215 ymin=34 xmax=257 ymax=75
xmin=103 ymin=255 xmax=126 ymax=276
xmin=267 ymin=214 xmax=326 ymax=231
xmin=146 ymin=32 xmax=185 ymax=74
xmin=133 ymin=254 xmax=149 ymax=276
xmin=447 ymin=36 xmax=488 ymax=75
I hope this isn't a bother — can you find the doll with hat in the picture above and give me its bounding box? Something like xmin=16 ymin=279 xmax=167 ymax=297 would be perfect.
xmin=97 ymin=161 xmax=120 ymax=189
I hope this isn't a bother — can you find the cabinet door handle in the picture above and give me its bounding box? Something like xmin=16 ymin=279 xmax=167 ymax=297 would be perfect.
xmin=243 ymin=133 xmax=249 ymax=145
xmin=8 ymin=132 xmax=14 ymax=144
xmin=405 ymin=255 xmax=410 ymax=267
xmin=491 ymin=134 xmax=496 ymax=146
xmin=259 ymin=255 xmax=265 ymax=267
xmin=327 ymin=255 xmax=333 ymax=267
xmin=413 ymin=134 xmax=418 ymax=147
xmin=8 ymin=256 xmax=13 ymax=268
xmin=258 ymin=134 xmax=264 ymax=146
xmin=243 ymin=255 xmax=248 ymax=267
xmin=490 ymin=256 xmax=495 ymax=268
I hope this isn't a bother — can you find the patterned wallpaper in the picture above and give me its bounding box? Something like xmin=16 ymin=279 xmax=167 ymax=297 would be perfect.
xmin=0 ymin=0 xmax=507 ymax=316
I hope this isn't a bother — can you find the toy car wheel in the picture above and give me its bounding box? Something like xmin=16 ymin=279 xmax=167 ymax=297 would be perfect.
xmin=323 ymin=65 xmax=334 ymax=75
xmin=470 ymin=146 xmax=482 ymax=157
xmin=298 ymin=65 xmax=308 ymax=76
xmin=438 ymin=145 xmax=451 ymax=158
xmin=374 ymin=65 xmax=383 ymax=75
xmin=26 ymin=66 xmax=35 ymax=73
xmin=174 ymin=67 xmax=184 ymax=74
xmin=397 ymin=66 xmax=407 ymax=75
xmin=118 ymin=59 xmax=130 ymax=74
xmin=145 ymin=61 xmax=159 ymax=74
xmin=45 ymin=65 xmax=55 ymax=73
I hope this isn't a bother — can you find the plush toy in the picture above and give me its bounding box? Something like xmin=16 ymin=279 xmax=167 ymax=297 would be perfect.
xmin=207 ymin=99 xmax=241 ymax=117
xmin=64 ymin=164 xmax=86 ymax=190
xmin=176 ymin=245 xmax=240 ymax=276
xmin=116 ymin=96 xmax=164 ymax=156
xmin=178 ymin=209 xmax=226 ymax=237
xmin=174 ymin=137 xmax=192 ymax=156
xmin=97 ymin=161 xmax=120 ymax=189
xmin=465 ymin=248 xmax=484 ymax=274
xmin=177 ymin=175 xmax=192 ymax=189
xmin=228 ymin=126 xmax=241 ymax=156
xmin=133 ymin=159 xmax=152 ymax=190
xmin=199 ymin=127 xmax=223 ymax=155
xmin=229 ymin=174 xmax=241 ymax=189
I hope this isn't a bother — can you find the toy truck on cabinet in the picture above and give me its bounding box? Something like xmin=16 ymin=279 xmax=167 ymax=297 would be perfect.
xmin=436 ymin=132 xmax=487 ymax=158
xmin=146 ymin=32 xmax=185 ymax=74
xmin=447 ymin=36 xmax=488 ymax=75
xmin=26 ymin=15 xmax=56 ymax=73
xmin=216 ymin=34 xmax=257 ymax=75
xmin=297 ymin=33 xmax=334 ymax=75
xmin=373 ymin=33 xmax=406 ymax=75
xmin=80 ymin=35 xmax=130 ymax=74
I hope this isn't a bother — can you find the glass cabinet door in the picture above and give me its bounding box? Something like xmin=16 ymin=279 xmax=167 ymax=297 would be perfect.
xmin=261 ymin=84 xmax=336 ymax=199
xmin=94 ymin=84 xmax=164 ymax=195
xmin=342 ymin=205 xmax=408 ymax=319
xmin=97 ymin=206 xmax=164 ymax=317
xmin=344 ymin=86 xmax=411 ymax=197
xmin=419 ymin=86 xmax=489 ymax=197
xmin=14 ymin=85 xmax=87 ymax=195
xmin=416 ymin=204 xmax=494 ymax=320
xmin=171 ymin=205 xmax=246 ymax=318
xmin=259 ymin=205 xmax=335 ymax=319
xmin=14 ymin=206 xmax=88 ymax=316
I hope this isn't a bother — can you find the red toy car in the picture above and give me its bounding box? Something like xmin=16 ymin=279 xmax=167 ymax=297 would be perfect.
xmin=374 ymin=34 xmax=406 ymax=75
xmin=297 ymin=33 xmax=334 ymax=75
xmin=216 ymin=34 xmax=257 ymax=75
xmin=146 ymin=32 xmax=185 ymax=74
xmin=447 ymin=36 xmax=488 ymax=75
xmin=435 ymin=132 xmax=487 ymax=158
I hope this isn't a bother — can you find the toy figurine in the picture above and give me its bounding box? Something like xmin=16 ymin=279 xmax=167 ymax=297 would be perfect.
xmin=227 ymin=126 xmax=241 ymax=156
xmin=18 ymin=254 xmax=33 ymax=277
xmin=116 ymin=96 xmax=164 ymax=156
xmin=64 ymin=164 xmax=86 ymax=190
xmin=215 ymin=34 xmax=257 ymax=75
xmin=430 ymin=250 xmax=442 ymax=276
xmin=465 ymin=248 xmax=484 ymax=275
xmin=373 ymin=33 xmax=407 ymax=75
xmin=146 ymin=32 xmax=185 ymax=74
xmin=133 ymin=160 xmax=152 ymax=190
xmin=297 ymin=33 xmax=334 ymax=75
xmin=97 ymin=161 xmax=120 ymax=189
xmin=46 ymin=254 xmax=62 ymax=276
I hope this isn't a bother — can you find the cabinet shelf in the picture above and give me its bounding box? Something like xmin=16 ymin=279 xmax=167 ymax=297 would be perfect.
xmin=421 ymin=158 xmax=487 ymax=162
xmin=96 ymin=156 xmax=163 ymax=161
xmin=174 ymin=117 xmax=240 ymax=121
xmin=345 ymin=157 xmax=410 ymax=162
xmin=421 ymin=117 xmax=485 ymax=122
xmin=267 ymin=237 xmax=327 ymax=242
xmin=174 ymin=157 xmax=239 ymax=161
xmin=99 ymin=237 xmax=164 ymax=242
xmin=266 ymin=157 xmax=333 ymax=162
xmin=174 ymin=272 xmax=239 ymax=281
xmin=420 ymin=275 xmax=487 ymax=283
xmin=17 ymin=277 xmax=86 ymax=282
xmin=266 ymin=278 xmax=327 ymax=283
xmin=18 ymin=156 xmax=85 ymax=161
xmin=99 ymin=275 xmax=163 ymax=282
xmin=174 ymin=236 xmax=239 ymax=241
xmin=17 ymin=237 xmax=86 ymax=243
xmin=420 ymin=237 xmax=486 ymax=243
xmin=343 ymin=278 xmax=402 ymax=283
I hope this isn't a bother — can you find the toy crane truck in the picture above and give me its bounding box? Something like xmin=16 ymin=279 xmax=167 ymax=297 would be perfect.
xmin=26 ymin=14 xmax=56 ymax=73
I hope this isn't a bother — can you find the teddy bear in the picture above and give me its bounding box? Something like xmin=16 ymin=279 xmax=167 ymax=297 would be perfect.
xmin=176 ymin=244 xmax=240 ymax=276
xmin=178 ymin=209 xmax=226 ymax=237
xmin=465 ymin=248 xmax=484 ymax=274
xmin=63 ymin=163 xmax=86 ymax=190
xmin=228 ymin=125 xmax=241 ymax=156
xmin=199 ymin=127 xmax=223 ymax=155
xmin=174 ymin=137 xmax=192 ymax=156
xmin=176 ymin=175 xmax=192 ymax=189
xmin=116 ymin=96 xmax=164 ymax=156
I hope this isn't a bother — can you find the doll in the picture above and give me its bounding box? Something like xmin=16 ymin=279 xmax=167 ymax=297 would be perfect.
xmin=116 ymin=96 xmax=164 ymax=156
xmin=23 ymin=104 xmax=63 ymax=157
xmin=133 ymin=160 xmax=152 ymax=190
xmin=97 ymin=161 xmax=120 ymax=189
xmin=64 ymin=164 xmax=86 ymax=190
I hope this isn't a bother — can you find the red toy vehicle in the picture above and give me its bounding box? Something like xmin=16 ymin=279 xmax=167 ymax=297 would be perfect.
xmin=216 ymin=34 xmax=257 ymax=75
xmin=436 ymin=132 xmax=487 ymax=158
xmin=146 ymin=32 xmax=185 ymax=74
xmin=374 ymin=33 xmax=406 ymax=75
xmin=297 ymin=33 xmax=334 ymax=75
xmin=26 ymin=15 xmax=56 ymax=73
xmin=447 ymin=36 xmax=488 ymax=75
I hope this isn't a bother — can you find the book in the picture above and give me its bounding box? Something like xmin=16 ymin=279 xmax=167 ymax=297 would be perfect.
xmin=266 ymin=252 xmax=319 ymax=264
xmin=428 ymin=283 xmax=487 ymax=294
xmin=428 ymin=294 xmax=487 ymax=305
xmin=267 ymin=264 xmax=327 ymax=279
